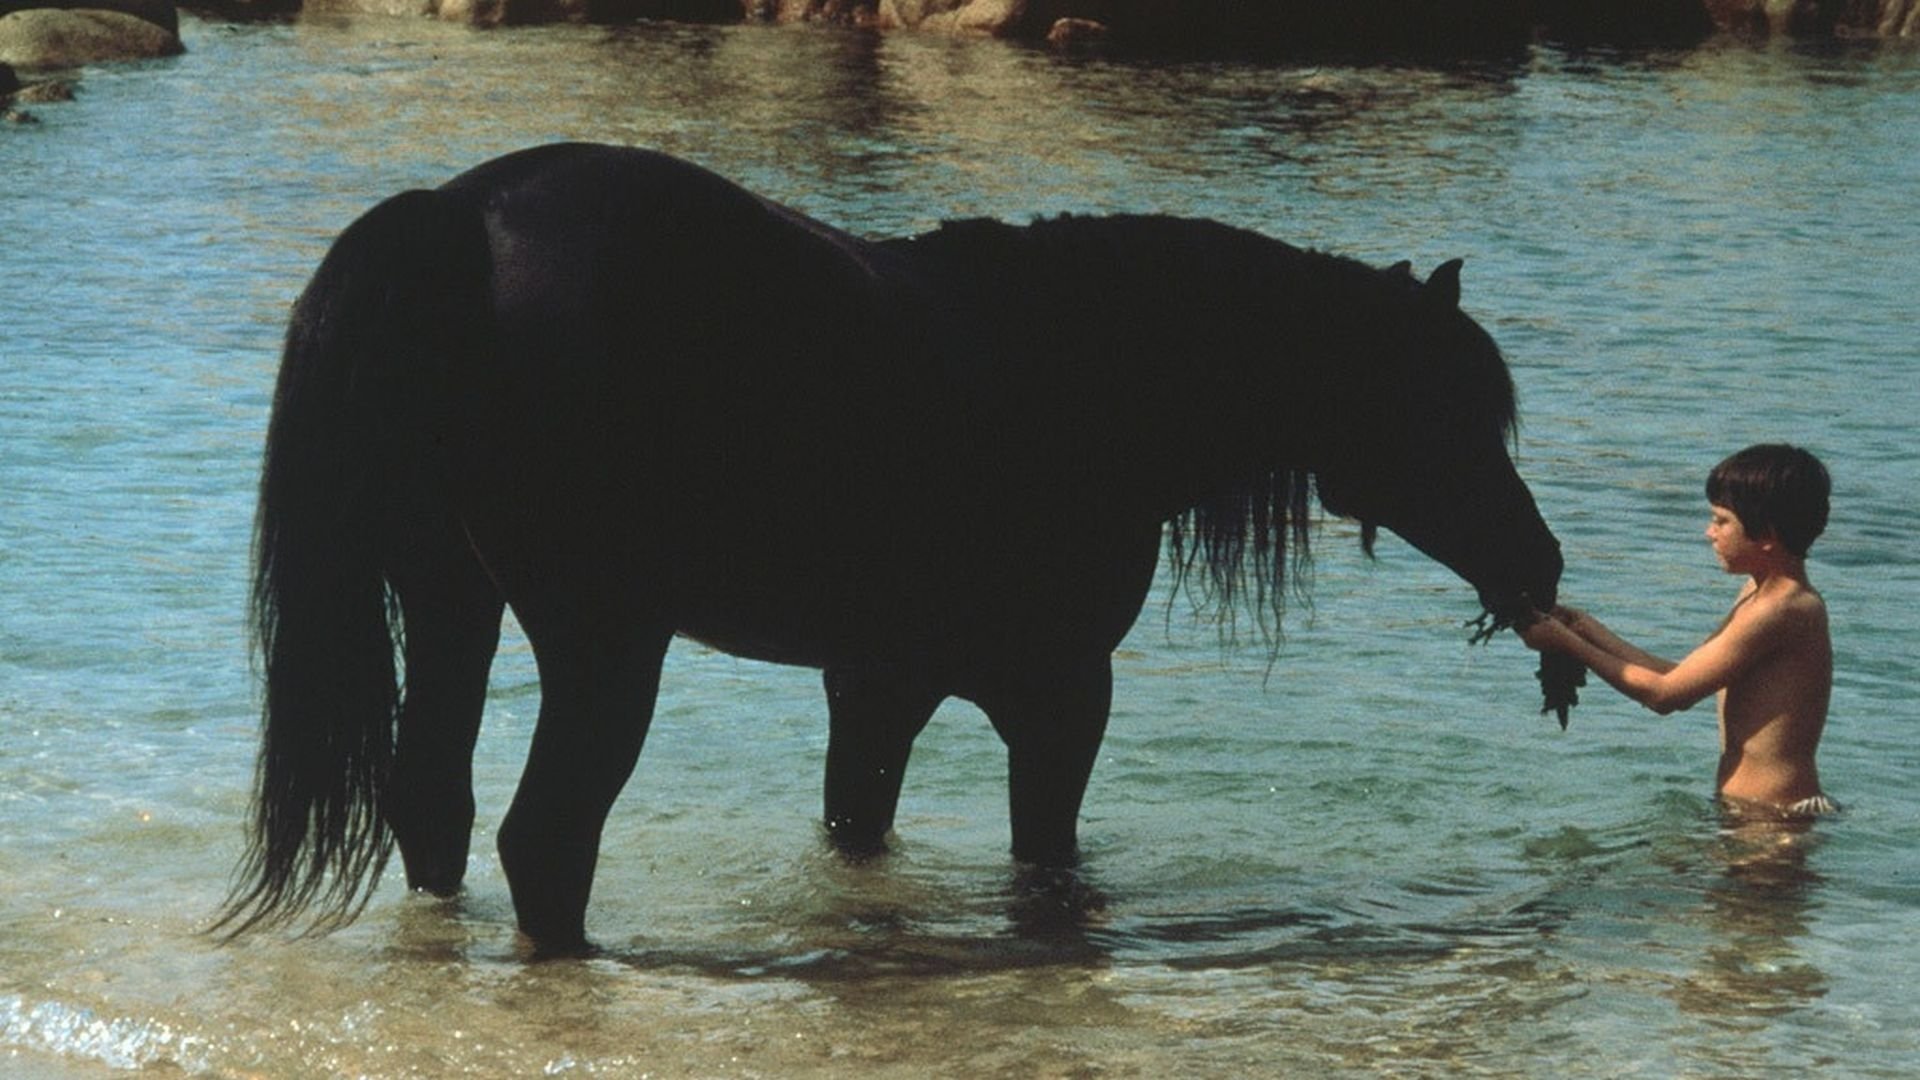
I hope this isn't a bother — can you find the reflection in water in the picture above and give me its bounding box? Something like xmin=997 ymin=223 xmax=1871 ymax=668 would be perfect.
xmin=1505 ymin=799 xmax=1841 ymax=1074
xmin=1672 ymin=809 xmax=1829 ymax=1022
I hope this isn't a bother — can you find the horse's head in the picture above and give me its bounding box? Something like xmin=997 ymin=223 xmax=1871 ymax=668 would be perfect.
xmin=1310 ymin=259 xmax=1562 ymax=626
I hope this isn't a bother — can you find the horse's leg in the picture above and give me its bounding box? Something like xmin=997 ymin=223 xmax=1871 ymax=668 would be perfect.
xmin=496 ymin=617 xmax=672 ymax=952
xmin=977 ymin=654 xmax=1113 ymax=868
xmin=821 ymin=665 xmax=944 ymax=857
xmin=385 ymin=531 xmax=504 ymax=898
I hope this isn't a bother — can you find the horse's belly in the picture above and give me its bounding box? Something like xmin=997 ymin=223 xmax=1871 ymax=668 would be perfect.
xmin=664 ymin=545 xmax=939 ymax=671
xmin=672 ymin=592 xmax=930 ymax=670
xmin=674 ymin=625 xmax=835 ymax=669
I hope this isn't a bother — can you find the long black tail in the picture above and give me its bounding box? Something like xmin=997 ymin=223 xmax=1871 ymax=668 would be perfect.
xmin=214 ymin=187 xmax=492 ymax=937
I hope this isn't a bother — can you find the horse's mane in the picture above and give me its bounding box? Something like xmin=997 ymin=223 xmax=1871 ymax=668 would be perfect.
xmin=1166 ymin=463 xmax=1318 ymax=645
xmin=910 ymin=213 xmax=1519 ymax=645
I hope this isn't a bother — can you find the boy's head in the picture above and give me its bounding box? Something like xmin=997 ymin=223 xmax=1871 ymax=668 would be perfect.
xmin=1706 ymin=444 xmax=1830 ymax=559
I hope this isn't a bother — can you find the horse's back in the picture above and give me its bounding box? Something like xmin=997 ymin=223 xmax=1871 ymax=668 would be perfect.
xmin=442 ymin=144 xmax=882 ymax=358
xmin=438 ymin=142 xmax=905 ymax=462
xmin=431 ymin=146 xmax=945 ymax=654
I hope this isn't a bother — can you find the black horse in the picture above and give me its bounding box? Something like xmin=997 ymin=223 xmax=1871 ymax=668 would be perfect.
xmin=218 ymin=143 xmax=1562 ymax=951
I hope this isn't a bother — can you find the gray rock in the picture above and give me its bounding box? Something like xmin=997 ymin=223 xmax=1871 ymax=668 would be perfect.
xmin=0 ymin=0 xmax=177 ymax=34
xmin=0 ymin=8 xmax=183 ymax=69
xmin=14 ymin=74 xmax=73 ymax=98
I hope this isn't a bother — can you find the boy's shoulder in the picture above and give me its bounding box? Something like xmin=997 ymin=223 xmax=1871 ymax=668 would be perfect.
xmin=1738 ymin=578 xmax=1828 ymax=640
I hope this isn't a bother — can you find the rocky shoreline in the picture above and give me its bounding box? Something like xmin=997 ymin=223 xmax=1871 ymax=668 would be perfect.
xmin=195 ymin=0 xmax=1920 ymax=46
xmin=730 ymin=1 xmax=1920 ymax=51
xmin=4 ymin=0 xmax=1915 ymax=123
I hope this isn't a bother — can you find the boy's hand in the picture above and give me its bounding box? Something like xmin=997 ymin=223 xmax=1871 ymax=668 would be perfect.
xmin=1512 ymin=608 xmax=1587 ymax=729
xmin=1509 ymin=609 xmax=1587 ymax=729
xmin=1518 ymin=613 xmax=1580 ymax=654
xmin=1550 ymin=604 xmax=1585 ymax=623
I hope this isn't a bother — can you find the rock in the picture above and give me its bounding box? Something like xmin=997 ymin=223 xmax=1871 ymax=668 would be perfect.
xmin=773 ymin=1 xmax=1539 ymax=53
xmin=303 ymin=0 xmax=606 ymax=24
xmin=1 ymin=55 xmax=78 ymax=113
xmin=300 ymin=0 xmax=433 ymax=15
xmin=13 ymin=73 xmax=73 ymax=98
xmin=1701 ymin=0 xmax=1919 ymax=34
xmin=460 ymin=0 xmax=594 ymax=24
xmin=761 ymin=0 xmax=1036 ymax=33
xmin=0 ymin=0 xmax=177 ymax=34
xmin=1703 ymin=0 xmax=1833 ymax=33
xmin=916 ymin=0 xmax=1025 ymax=35
xmin=0 ymin=8 xmax=183 ymax=69
xmin=1046 ymin=15 xmax=1107 ymax=46
xmin=1883 ymin=0 xmax=1920 ymax=34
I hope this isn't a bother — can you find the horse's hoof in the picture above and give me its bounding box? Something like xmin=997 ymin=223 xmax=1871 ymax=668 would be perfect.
xmin=823 ymin=825 xmax=893 ymax=864
xmin=517 ymin=930 xmax=600 ymax=962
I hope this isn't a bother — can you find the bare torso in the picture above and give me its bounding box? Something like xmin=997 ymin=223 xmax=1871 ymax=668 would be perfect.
xmin=1712 ymin=580 xmax=1832 ymax=806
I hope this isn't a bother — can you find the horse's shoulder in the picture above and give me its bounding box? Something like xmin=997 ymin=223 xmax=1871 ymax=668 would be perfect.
xmin=442 ymin=143 xmax=773 ymax=222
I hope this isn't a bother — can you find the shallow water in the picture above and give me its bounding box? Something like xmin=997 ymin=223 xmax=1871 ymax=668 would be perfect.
xmin=3 ymin=15 xmax=1918 ymax=1077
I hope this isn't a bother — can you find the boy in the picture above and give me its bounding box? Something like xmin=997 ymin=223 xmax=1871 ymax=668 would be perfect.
xmin=1520 ymin=444 xmax=1835 ymax=818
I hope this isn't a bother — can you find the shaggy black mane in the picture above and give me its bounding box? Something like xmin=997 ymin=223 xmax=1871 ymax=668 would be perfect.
xmin=921 ymin=212 xmax=1519 ymax=644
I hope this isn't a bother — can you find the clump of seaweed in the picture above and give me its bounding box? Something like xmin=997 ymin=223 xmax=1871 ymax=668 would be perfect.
xmin=1467 ymin=606 xmax=1587 ymax=729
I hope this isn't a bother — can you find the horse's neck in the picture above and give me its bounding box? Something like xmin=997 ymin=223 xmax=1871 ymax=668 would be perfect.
xmin=897 ymin=215 xmax=1371 ymax=518
xmin=1019 ymin=227 xmax=1344 ymax=621
xmin=1025 ymin=222 xmax=1349 ymax=509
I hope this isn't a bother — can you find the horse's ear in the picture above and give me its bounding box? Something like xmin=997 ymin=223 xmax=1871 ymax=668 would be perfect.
xmin=1387 ymin=260 xmax=1415 ymax=280
xmin=1427 ymin=258 xmax=1464 ymax=308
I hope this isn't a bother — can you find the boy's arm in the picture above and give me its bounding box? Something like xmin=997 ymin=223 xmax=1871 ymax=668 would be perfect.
xmin=1554 ymin=606 xmax=1674 ymax=673
xmin=1522 ymin=599 xmax=1784 ymax=716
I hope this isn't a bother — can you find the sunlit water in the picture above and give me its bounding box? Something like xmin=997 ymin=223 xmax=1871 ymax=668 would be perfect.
xmin=2 ymin=15 xmax=1917 ymax=1077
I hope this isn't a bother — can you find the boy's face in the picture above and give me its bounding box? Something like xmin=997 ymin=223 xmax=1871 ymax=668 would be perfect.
xmin=1707 ymin=503 xmax=1769 ymax=574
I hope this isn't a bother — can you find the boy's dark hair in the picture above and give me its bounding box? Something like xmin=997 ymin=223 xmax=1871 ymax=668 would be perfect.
xmin=1706 ymin=444 xmax=1830 ymax=559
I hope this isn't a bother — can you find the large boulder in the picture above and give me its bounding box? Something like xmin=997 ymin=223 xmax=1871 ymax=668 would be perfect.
xmin=0 ymin=7 xmax=182 ymax=68
xmin=0 ymin=0 xmax=176 ymax=32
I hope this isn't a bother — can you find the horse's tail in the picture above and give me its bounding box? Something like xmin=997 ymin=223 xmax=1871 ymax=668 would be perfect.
xmin=214 ymin=188 xmax=493 ymax=938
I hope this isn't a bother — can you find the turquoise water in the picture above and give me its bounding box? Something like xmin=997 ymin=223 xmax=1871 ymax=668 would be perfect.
xmin=2 ymin=15 xmax=1917 ymax=1076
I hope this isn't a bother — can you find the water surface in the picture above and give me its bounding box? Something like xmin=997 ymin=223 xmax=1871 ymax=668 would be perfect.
xmin=2 ymin=16 xmax=1917 ymax=1077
